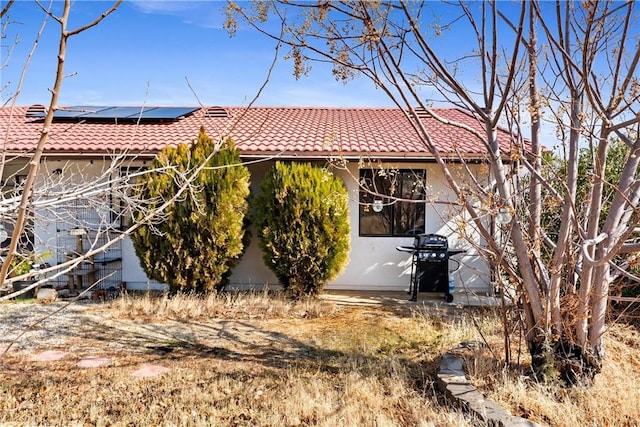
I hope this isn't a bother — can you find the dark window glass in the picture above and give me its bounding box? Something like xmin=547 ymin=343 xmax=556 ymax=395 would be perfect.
xmin=359 ymin=169 xmax=426 ymax=236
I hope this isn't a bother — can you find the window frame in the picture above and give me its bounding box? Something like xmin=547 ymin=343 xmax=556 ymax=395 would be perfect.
xmin=358 ymin=168 xmax=427 ymax=237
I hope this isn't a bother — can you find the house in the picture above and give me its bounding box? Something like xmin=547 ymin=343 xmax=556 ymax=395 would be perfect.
xmin=0 ymin=105 xmax=523 ymax=296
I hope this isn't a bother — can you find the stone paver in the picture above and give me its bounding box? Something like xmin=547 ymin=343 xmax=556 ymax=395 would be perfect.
xmin=29 ymin=350 xmax=69 ymax=362
xmin=77 ymin=356 xmax=112 ymax=368
xmin=437 ymin=342 xmax=541 ymax=427
xmin=131 ymin=364 xmax=170 ymax=378
xmin=0 ymin=345 xmax=17 ymax=355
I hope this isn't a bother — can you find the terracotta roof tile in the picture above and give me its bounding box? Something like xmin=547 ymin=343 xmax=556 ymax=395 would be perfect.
xmin=0 ymin=106 xmax=527 ymax=159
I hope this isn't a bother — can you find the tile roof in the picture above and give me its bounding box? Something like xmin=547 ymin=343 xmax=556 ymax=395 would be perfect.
xmin=0 ymin=105 xmax=526 ymax=159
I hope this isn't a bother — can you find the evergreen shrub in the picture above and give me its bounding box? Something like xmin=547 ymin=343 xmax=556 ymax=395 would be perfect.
xmin=256 ymin=161 xmax=350 ymax=297
xmin=131 ymin=127 xmax=251 ymax=293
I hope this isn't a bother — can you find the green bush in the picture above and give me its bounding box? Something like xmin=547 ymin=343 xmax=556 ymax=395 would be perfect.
xmin=131 ymin=127 xmax=251 ymax=293
xmin=256 ymin=161 xmax=350 ymax=297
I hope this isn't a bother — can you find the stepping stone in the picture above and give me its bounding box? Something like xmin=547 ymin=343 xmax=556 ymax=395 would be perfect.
xmin=131 ymin=364 xmax=170 ymax=378
xmin=30 ymin=350 xmax=68 ymax=362
xmin=77 ymin=356 xmax=112 ymax=368
xmin=0 ymin=345 xmax=17 ymax=355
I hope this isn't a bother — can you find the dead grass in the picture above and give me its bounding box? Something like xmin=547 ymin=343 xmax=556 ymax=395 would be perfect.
xmin=2 ymin=292 xmax=639 ymax=426
xmin=1 ymin=353 xmax=463 ymax=426
xmin=108 ymin=289 xmax=339 ymax=321
xmin=0 ymin=293 xmax=471 ymax=426
xmin=465 ymin=321 xmax=640 ymax=427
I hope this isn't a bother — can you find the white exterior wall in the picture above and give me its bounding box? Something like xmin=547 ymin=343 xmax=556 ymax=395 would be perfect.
xmin=326 ymin=161 xmax=492 ymax=294
xmin=19 ymin=158 xmax=493 ymax=294
xmin=227 ymin=161 xmax=279 ymax=288
xmin=230 ymin=160 xmax=493 ymax=295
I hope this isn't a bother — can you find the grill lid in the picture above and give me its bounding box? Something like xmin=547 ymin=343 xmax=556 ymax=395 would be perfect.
xmin=414 ymin=234 xmax=448 ymax=250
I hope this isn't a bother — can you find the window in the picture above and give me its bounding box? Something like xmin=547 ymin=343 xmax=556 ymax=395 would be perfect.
xmin=359 ymin=168 xmax=426 ymax=236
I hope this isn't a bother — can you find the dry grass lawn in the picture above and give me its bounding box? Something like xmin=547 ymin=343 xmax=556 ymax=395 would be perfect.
xmin=1 ymin=291 xmax=639 ymax=426
xmin=467 ymin=321 xmax=640 ymax=427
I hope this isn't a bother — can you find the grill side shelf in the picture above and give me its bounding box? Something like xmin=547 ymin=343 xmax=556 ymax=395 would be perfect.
xmin=396 ymin=246 xmax=417 ymax=253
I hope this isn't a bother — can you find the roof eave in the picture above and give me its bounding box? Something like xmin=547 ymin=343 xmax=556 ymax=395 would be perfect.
xmin=11 ymin=149 xmax=511 ymax=164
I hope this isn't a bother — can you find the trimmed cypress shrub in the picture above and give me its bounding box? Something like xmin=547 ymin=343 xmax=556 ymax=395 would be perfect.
xmin=256 ymin=161 xmax=350 ymax=297
xmin=131 ymin=127 xmax=250 ymax=293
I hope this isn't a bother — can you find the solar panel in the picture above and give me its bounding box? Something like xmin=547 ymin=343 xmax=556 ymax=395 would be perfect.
xmin=84 ymin=107 xmax=153 ymax=119
xmin=54 ymin=106 xmax=107 ymax=118
xmin=138 ymin=107 xmax=198 ymax=119
xmin=42 ymin=106 xmax=199 ymax=121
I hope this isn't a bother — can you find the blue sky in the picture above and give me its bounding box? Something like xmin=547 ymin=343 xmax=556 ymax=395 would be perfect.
xmin=1 ymin=0 xmax=395 ymax=107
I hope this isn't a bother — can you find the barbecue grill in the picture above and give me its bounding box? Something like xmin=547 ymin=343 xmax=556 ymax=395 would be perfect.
xmin=396 ymin=234 xmax=465 ymax=302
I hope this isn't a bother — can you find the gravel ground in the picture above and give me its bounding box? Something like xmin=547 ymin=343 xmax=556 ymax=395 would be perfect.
xmin=0 ymin=301 xmax=303 ymax=359
xmin=0 ymin=301 xmax=107 ymax=352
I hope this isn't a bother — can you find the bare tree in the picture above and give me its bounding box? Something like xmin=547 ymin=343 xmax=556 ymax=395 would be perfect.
xmin=0 ymin=0 xmax=122 ymax=292
xmin=226 ymin=0 xmax=640 ymax=383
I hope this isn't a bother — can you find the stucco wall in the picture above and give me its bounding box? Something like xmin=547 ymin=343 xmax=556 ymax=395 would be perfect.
xmin=230 ymin=160 xmax=493 ymax=295
xmin=13 ymin=157 xmax=493 ymax=294
xmin=327 ymin=161 xmax=492 ymax=294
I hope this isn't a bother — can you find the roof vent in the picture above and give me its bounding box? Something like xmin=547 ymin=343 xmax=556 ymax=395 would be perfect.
xmin=204 ymin=106 xmax=229 ymax=118
xmin=412 ymin=107 xmax=431 ymax=119
xmin=26 ymin=104 xmax=46 ymax=117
